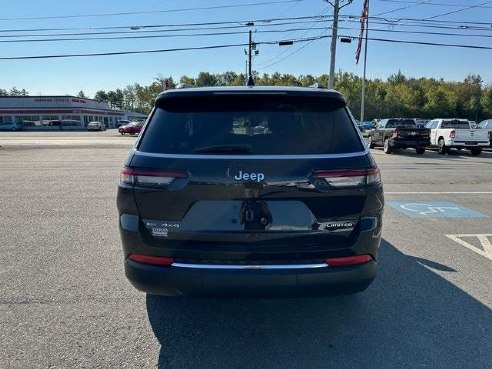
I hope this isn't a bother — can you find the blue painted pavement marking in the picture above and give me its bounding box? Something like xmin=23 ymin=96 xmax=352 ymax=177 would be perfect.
xmin=387 ymin=201 xmax=488 ymax=218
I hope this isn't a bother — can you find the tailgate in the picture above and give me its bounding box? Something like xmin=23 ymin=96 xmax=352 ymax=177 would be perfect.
xmin=454 ymin=129 xmax=488 ymax=142
xmin=130 ymin=154 xmax=373 ymax=247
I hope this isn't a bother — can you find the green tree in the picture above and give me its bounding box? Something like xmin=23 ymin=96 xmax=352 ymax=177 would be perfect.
xmin=179 ymin=75 xmax=195 ymax=86
xmin=458 ymin=74 xmax=483 ymax=120
xmin=480 ymin=86 xmax=492 ymax=117
xmin=107 ymin=91 xmax=117 ymax=109
xmin=423 ymin=84 xmax=458 ymax=118
xmin=94 ymin=90 xmax=108 ymax=102
xmin=217 ymin=71 xmax=239 ymax=85
xmin=112 ymin=89 xmax=124 ymax=109
xmin=9 ymin=87 xmax=24 ymax=96
xmin=195 ymin=72 xmax=218 ymax=87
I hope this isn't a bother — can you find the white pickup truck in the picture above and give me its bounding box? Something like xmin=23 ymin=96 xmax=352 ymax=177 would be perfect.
xmin=425 ymin=118 xmax=489 ymax=156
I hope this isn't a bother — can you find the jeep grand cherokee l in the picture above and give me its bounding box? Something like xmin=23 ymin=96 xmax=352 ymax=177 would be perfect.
xmin=117 ymin=86 xmax=384 ymax=297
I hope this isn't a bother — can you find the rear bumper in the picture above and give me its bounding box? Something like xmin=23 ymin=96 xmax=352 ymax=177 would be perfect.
xmin=125 ymin=259 xmax=377 ymax=297
xmin=389 ymin=139 xmax=429 ymax=148
xmin=446 ymin=140 xmax=489 ymax=147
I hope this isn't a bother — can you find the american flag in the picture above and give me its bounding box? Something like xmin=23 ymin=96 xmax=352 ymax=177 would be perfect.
xmin=355 ymin=0 xmax=369 ymax=64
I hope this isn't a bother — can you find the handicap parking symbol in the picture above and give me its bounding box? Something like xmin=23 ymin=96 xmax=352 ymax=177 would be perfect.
xmin=387 ymin=201 xmax=488 ymax=218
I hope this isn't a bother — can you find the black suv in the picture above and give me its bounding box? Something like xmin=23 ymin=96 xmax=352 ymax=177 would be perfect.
xmin=117 ymin=86 xmax=384 ymax=297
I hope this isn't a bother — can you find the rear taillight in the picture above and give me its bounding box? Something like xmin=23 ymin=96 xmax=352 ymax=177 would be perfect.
xmin=449 ymin=130 xmax=456 ymax=139
xmin=120 ymin=168 xmax=187 ymax=187
xmin=392 ymin=129 xmax=399 ymax=138
xmin=366 ymin=168 xmax=381 ymax=185
xmin=312 ymin=168 xmax=381 ymax=188
xmin=128 ymin=254 xmax=174 ymax=266
xmin=325 ymin=254 xmax=373 ymax=266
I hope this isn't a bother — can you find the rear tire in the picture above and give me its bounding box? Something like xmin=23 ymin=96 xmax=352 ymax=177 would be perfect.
xmin=437 ymin=138 xmax=448 ymax=154
xmin=415 ymin=147 xmax=426 ymax=154
xmin=383 ymin=138 xmax=393 ymax=154
xmin=470 ymin=148 xmax=482 ymax=156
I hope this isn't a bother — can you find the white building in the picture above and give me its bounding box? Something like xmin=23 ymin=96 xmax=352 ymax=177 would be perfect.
xmin=0 ymin=96 xmax=147 ymax=129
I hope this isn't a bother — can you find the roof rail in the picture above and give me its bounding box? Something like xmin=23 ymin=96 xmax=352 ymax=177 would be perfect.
xmin=175 ymin=83 xmax=193 ymax=89
xmin=309 ymin=83 xmax=326 ymax=89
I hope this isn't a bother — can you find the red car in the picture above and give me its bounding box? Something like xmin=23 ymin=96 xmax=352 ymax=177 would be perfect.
xmin=118 ymin=122 xmax=143 ymax=135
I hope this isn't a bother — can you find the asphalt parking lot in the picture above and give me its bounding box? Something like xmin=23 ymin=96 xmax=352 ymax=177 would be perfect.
xmin=1 ymin=131 xmax=491 ymax=369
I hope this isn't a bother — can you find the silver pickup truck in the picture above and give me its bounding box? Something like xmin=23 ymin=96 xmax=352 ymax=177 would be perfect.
xmin=425 ymin=118 xmax=489 ymax=156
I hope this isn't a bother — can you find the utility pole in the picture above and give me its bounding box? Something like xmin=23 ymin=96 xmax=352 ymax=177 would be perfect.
xmin=360 ymin=0 xmax=370 ymax=124
xmin=326 ymin=1 xmax=353 ymax=89
xmin=328 ymin=0 xmax=339 ymax=89
xmin=248 ymin=29 xmax=253 ymax=77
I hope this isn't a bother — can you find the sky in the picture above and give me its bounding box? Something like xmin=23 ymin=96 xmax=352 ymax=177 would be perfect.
xmin=1 ymin=0 xmax=492 ymax=97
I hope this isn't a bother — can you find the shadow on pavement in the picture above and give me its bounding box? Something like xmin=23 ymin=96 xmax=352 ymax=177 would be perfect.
xmin=146 ymin=239 xmax=491 ymax=369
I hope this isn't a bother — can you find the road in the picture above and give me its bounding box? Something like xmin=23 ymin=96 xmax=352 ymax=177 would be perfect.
xmin=1 ymin=131 xmax=491 ymax=369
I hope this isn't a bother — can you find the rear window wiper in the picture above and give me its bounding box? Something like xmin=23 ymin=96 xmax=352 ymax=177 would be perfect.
xmin=193 ymin=144 xmax=252 ymax=154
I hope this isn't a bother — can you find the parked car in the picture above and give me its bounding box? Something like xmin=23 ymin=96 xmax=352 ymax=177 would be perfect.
xmin=363 ymin=121 xmax=376 ymax=130
xmin=118 ymin=122 xmax=142 ymax=135
xmin=87 ymin=121 xmax=106 ymax=131
xmin=353 ymin=119 xmax=364 ymax=132
xmin=0 ymin=121 xmax=23 ymax=131
xmin=368 ymin=118 xmax=430 ymax=154
xmin=116 ymin=119 xmax=130 ymax=128
xmin=117 ymin=85 xmax=384 ymax=298
xmin=477 ymin=119 xmax=492 ymax=145
xmin=425 ymin=118 xmax=489 ymax=155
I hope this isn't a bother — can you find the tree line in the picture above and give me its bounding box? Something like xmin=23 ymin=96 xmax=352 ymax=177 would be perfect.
xmin=2 ymin=71 xmax=491 ymax=121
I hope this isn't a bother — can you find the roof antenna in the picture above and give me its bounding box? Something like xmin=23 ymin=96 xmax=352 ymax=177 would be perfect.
xmin=246 ymin=75 xmax=255 ymax=87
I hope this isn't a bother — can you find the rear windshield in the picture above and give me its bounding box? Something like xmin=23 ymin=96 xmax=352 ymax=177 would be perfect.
xmin=441 ymin=120 xmax=470 ymax=129
xmin=386 ymin=119 xmax=416 ymax=128
xmin=138 ymin=94 xmax=364 ymax=155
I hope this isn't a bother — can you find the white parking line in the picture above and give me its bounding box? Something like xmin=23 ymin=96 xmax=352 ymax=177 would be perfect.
xmin=446 ymin=234 xmax=492 ymax=261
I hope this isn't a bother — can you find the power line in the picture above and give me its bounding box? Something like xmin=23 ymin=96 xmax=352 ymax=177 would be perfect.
xmin=0 ymin=20 xmax=330 ymax=39
xmin=1 ymin=32 xmax=491 ymax=62
xmin=0 ymin=43 xmax=252 ymax=60
xmin=3 ymin=22 xmax=492 ymax=44
xmin=255 ymin=6 xmax=331 ymax=67
xmin=361 ymin=26 xmax=492 ymax=39
xmin=0 ymin=35 xmax=329 ymax=60
xmin=0 ymin=0 xmax=306 ymax=21
xmin=1 ymin=12 xmax=491 ymax=35
xmin=0 ymin=27 xmax=334 ymax=44
xmin=257 ymin=30 xmax=329 ymax=70
xmin=344 ymin=17 xmax=492 ymax=31
xmin=344 ymin=34 xmax=492 ymax=50
xmin=345 ymin=14 xmax=492 ymax=27
xmin=0 ymin=14 xmax=332 ymax=33
xmin=374 ymin=0 xmax=433 ymax=17
xmin=376 ymin=0 xmax=492 ymax=9
xmin=424 ymin=1 xmax=492 ymax=20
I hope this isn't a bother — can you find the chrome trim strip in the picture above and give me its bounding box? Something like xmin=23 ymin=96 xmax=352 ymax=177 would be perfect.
xmin=171 ymin=263 xmax=328 ymax=270
xmin=132 ymin=149 xmax=369 ymax=160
